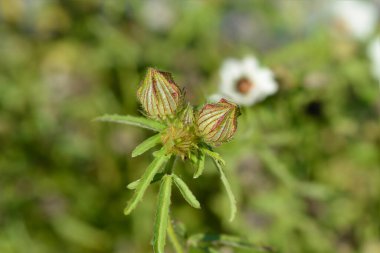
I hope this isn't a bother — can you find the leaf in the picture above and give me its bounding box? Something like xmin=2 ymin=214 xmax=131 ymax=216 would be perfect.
xmin=126 ymin=179 xmax=140 ymax=190
xmin=167 ymin=220 xmax=186 ymax=253
xmin=188 ymin=233 xmax=275 ymax=252
xmin=202 ymin=148 xmax=225 ymax=166
xmin=124 ymin=154 xmax=170 ymax=215
xmin=95 ymin=114 xmax=165 ymax=132
xmin=132 ymin=134 xmax=162 ymax=157
xmin=126 ymin=172 xmax=166 ymax=190
xmin=153 ymin=175 xmax=173 ymax=253
xmin=193 ymin=150 xmax=206 ymax=178
xmin=212 ymin=159 xmax=236 ymax=222
xmin=173 ymin=174 xmax=201 ymax=209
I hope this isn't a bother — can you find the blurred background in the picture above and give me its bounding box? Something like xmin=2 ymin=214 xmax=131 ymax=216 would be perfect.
xmin=1 ymin=0 xmax=380 ymax=253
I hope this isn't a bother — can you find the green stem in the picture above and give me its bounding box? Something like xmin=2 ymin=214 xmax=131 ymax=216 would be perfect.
xmin=167 ymin=217 xmax=185 ymax=253
xmin=165 ymin=155 xmax=185 ymax=253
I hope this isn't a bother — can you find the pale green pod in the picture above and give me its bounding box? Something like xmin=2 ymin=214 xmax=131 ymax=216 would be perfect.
xmin=137 ymin=68 xmax=182 ymax=120
xmin=196 ymin=99 xmax=240 ymax=146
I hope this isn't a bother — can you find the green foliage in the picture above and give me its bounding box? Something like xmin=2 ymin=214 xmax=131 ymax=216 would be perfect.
xmin=96 ymin=114 xmax=166 ymax=132
xmin=192 ymin=151 xmax=206 ymax=179
xmin=124 ymin=153 xmax=170 ymax=215
xmin=126 ymin=172 xmax=167 ymax=190
xmin=132 ymin=134 xmax=162 ymax=157
xmin=153 ymin=175 xmax=173 ymax=253
xmin=188 ymin=233 xmax=274 ymax=252
xmin=173 ymin=174 xmax=201 ymax=209
xmin=212 ymin=159 xmax=237 ymax=222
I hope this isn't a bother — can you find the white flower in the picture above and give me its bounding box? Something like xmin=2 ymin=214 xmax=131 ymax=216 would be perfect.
xmin=210 ymin=56 xmax=278 ymax=106
xmin=368 ymin=36 xmax=380 ymax=84
xmin=330 ymin=0 xmax=379 ymax=41
xmin=140 ymin=0 xmax=175 ymax=32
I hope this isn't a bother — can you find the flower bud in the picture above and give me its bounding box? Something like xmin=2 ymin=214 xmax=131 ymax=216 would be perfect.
xmin=181 ymin=103 xmax=195 ymax=126
xmin=196 ymin=99 xmax=240 ymax=146
xmin=137 ymin=68 xmax=182 ymax=120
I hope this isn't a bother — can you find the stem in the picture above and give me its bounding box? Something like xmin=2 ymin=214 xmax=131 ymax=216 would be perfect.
xmin=167 ymin=217 xmax=185 ymax=253
xmin=164 ymin=155 xmax=176 ymax=174
xmin=165 ymin=155 xmax=185 ymax=253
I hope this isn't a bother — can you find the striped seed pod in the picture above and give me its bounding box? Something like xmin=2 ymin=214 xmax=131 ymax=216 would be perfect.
xmin=137 ymin=68 xmax=182 ymax=120
xmin=196 ymin=98 xmax=240 ymax=146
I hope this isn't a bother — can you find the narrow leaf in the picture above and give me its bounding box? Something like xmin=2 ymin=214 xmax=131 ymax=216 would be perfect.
xmin=173 ymin=174 xmax=201 ymax=209
xmin=212 ymin=159 xmax=236 ymax=222
xmin=193 ymin=151 xmax=206 ymax=178
xmin=132 ymin=134 xmax=162 ymax=157
xmin=188 ymin=233 xmax=274 ymax=252
xmin=126 ymin=172 xmax=166 ymax=190
xmin=153 ymin=175 xmax=173 ymax=253
xmin=202 ymin=148 xmax=225 ymax=166
xmin=126 ymin=179 xmax=140 ymax=190
xmin=95 ymin=114 xmax=165 ymax=132
xmin=124 ymin=154 xmax=170 ymax=215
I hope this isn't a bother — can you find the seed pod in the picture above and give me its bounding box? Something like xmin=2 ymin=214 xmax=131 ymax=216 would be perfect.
xmin=137 ymin=68 xmax=182 ymax=120
xmin=196 ymin=99 xmax=240 ymax=146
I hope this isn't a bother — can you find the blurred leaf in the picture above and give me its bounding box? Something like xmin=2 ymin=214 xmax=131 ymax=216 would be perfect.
xmin=188 ymin=233 xmax=275 ymax=252
xmin=212 ymin=159 xmax=236 ymax=222
xmin=52 ymin=215 xmax=110 ymax=250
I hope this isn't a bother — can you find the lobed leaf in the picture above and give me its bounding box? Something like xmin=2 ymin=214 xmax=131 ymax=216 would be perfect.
xmin=132 ymin=134 xmax=162 ymax=157
xmin=212 ymin=159 xmax=236 ymax=222
xmin=153 ymin=175 xmax=173 ymax=253
xmin=95 ymin=114 xmax=165 ymax=132
xmin=124 ymin=154 xmax=170 ymax=215
xmin=173 ymin=174 xmax=201 ymax=209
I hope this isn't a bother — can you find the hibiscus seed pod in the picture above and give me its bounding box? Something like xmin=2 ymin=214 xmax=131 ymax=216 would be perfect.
xmin=137 ymin=68 xmax=182 ymax=120
xmin=196 ymin=98 xmax=240 ymax=146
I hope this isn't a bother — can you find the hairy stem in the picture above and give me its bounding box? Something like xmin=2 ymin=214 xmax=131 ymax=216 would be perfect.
xmin=167 ymin=217 xmax=185 ymax=253
xmin=165 ymin=155 xmax=185 ymax=253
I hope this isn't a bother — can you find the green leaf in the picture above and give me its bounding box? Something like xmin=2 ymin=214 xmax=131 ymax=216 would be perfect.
xmin=124 ymin=154 xmax=170 ymax=215
xmin=132 ymin=134 xmax=162 ymax=157
xmin=153 ymin=175 xmax=173 ymax=253
xmin=173 ymin=174 xmax=201 ymax=209
xmin=193 ymin=151 xmax=206 ymax=178
xmin=126 ymin=179 xmax=140 ymax=190
xmin=188 ymin=233 xmax=274 ymax=252
xmin=95 ymin=114 xmax=165 ymax=132
xmin=126 ymin=172 xmax=166 ymax=190
xmin=202 ymin=148 xmax=225 ymax=166
xmin=212 ymin=159 xmax=236 ymax=222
